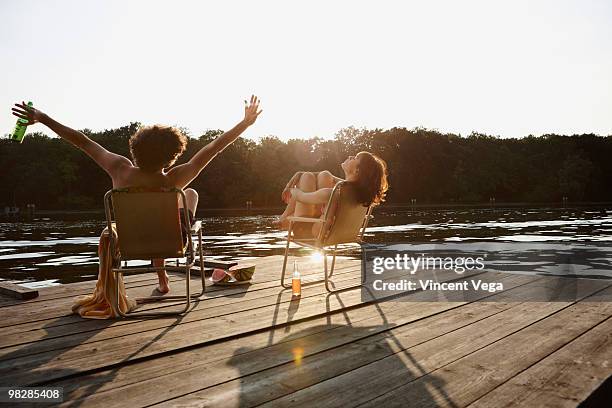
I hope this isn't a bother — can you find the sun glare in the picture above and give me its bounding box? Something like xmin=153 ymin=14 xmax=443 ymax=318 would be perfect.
xmin=292 ymin=346 xmax=305 ymax=366
xmin=310 ymin=252 xmax=324 ymax=262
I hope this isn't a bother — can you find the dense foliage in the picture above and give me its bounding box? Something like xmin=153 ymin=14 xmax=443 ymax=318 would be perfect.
xmin=1 ymin=124 xmax=610 ymax=209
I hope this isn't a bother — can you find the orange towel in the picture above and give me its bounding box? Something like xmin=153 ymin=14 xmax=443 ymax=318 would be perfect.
xmin=72 ymin=226 xmax=137 ymax=319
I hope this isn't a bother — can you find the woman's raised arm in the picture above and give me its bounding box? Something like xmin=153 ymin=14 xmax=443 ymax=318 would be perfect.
xmin=168 ymin=95 xmax=262 ymax=188
xmin=11 ymin=102 xmax=132 ymax=177
xmin=290 ymin=187 xmax=333 ymax=205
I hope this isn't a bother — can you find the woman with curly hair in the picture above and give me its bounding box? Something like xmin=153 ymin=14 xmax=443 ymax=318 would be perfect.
xmin=12 ymin=96 xmax=262 ymax=293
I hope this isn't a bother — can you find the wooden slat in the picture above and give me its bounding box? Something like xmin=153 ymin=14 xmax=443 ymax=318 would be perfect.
xmin=0 ymin=267 xmax=378 ymax=385
xmin=0 ymin=256 xmax=354 ymax=330
xmin=200 ymin=258 xmax=238 ymax=269
xmin=354 ymin=286 xmax=612 ymax=408
xmin=0 ymin=255 xmax=285 ymax=308
xmin=0 ymin=282 xmax=38 ymax=300
xmin=0 ymin=264 xmax=361 ymax=354
xmin=0 ymin=293 xmax=15 ymax=307
xmin=2 ymin=252 xmax=610 ymax=407
xmin=151 ymin=277 xmax=575 ymax=408
xmin=468 ymin=316 xmax=612 ymax=408
xmin=0 ymin=271 xmax=173 ymax=308
xmin=209 ymin=281 xmax=611 ymax=408
xmin=0 ymin=268 xmax=484 ymax=386
xmin=0 ymin=260 xmax=360 ymax=343
xmin=53 ymin=275 xmax=534 ymax=407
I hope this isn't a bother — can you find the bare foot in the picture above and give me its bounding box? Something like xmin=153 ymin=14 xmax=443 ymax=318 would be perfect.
xmin=157 ymin=272 xmax=170 ymax=294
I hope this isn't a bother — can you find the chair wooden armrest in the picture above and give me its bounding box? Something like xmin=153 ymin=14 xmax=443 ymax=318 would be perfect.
xmin=287 ymin=216 xmax=325 ymax=223
xmin=190 ymin=220 xmax=202 ymax=232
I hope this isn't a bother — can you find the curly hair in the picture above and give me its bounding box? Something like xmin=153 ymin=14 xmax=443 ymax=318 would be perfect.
xmin=353 ymin=151 xmax=389 ymax=207
xmin=129 ymin=125 xmax=188 ymax=171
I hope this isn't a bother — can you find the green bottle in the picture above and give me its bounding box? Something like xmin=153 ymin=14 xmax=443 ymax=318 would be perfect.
xmin=11 ymin=101 xmax=33 ymax=143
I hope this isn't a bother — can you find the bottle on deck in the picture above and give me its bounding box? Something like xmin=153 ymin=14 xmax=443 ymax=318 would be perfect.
xmin=292 ymin=260 xmax=301 ymax=297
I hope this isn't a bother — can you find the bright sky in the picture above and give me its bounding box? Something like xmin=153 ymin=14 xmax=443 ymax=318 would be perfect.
xmin=1 ymin=0 xmax=611 ymax=140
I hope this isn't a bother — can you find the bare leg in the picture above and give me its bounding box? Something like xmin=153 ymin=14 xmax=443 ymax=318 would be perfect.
xmin=312 ymin=171 xmax=336 ymax=236
xmin=155 ymin=188 xmax=199 ymax=294
xmin=294 ymin=173 xmax=318 ymax=217
xmin=279 ymin=196 xmax=297 ymax=221
xmin=153 ymin=258 xmax=169 ymax=294
xmin=277 ymin=172 xmax=318 ymax=230
xmin=316 ymin=171 xmax=336 ymax=189
xmin=276 ymin=172 xmax=312 ymax=228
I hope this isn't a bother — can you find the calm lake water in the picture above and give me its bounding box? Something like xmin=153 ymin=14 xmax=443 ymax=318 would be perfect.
xmin=1 ymin=206 xmax=611 ymax=287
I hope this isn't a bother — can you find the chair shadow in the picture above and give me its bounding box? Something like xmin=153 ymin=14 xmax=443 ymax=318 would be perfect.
xmin=0 ymin=315 xmax=117 ymax=398
xmin=58 ymin=305 xmax=196 ymax=408
xmin=0 ymin=286 xmax=202 ymax=407
xmin=224 ymin=288 xmax=456 ymax=408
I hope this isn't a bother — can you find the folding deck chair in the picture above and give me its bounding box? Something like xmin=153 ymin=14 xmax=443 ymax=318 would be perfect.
xmin=104 ymin=187 xmax=205 ymax=317
xmin=280 ymin=181 xmax=374 ymax=293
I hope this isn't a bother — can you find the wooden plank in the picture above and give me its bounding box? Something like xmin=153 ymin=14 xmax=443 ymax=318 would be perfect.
xmin=0 ymin=260 xmax=360 ymax=349
xmin=2 ymin=255 xmax=339 ymax=310
xmin=0 ymin=255 xmax=278 ymax=307
xmin=53 ymin=275 xmax=534 ymax=407
xmin=0 ymin=263 xmax=361 ymax=354
xmin=0 ymin=293 xmax=15 ymax=307
xmin=152 ymin=277 xmax=574 ymax=408
xmin=0 ymin=259 xmax=360 ymax=342
xmin=0 ymin=267 xmax=378 ymax=385
xmin=0 ymin=273 xmax=204 ymax=330
xmin=0 ymin=251 xmax=606 ymax=407
xmin=0 ymin=273 xmax=183 ymax=310
xmin=0 ymin=256 xmax=356 ymax=330
xmin=355 ymin=286 xmax=612 ymax=408
xmin=0 ymin=282 xmax=38 ymax=300
xmin=467 ymin=315 xmax=612 ymax=408
xmin=0 ymin=255 xmax=286 ymax=308
xmin=0 ymin=260 xmax=403 ymax=360
xmin=200 ymin=259 xmax=238 ymax=269
xmin=579 ymin=375 xmax=612 ymax=408
xmin=215 ymin=280 xmax=611 ymax=408
xmin=0 ymin=276 xmax=192 ymax=333
xmin=0 ymin=268 xmax=484 ymax=386
xmin=0 ymin=272 xmax=172 ymax=308
xmin=0 ymin=264 xmax=466 ymax=354
xmin=53 ymin=300 xmax=421 ymax=406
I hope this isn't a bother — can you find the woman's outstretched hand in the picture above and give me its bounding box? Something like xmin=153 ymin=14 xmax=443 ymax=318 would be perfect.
xmin=243 ymin=95 xmax=262 ymax=126
xmin=11 ymin=102 xmax=46 ymax=126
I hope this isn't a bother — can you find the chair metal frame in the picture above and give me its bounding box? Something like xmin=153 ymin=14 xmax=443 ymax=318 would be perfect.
xmin=280 ymin=182 xmax=374 ymax=293
xmin=104 ymin=188 xmax=205 ymax=317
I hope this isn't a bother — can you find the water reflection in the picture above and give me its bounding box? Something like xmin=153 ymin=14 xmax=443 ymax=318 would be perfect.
xmin=0 ymin=206 xmax=610 ymax=285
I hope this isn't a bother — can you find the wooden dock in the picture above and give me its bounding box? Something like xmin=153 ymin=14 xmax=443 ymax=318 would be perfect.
xmin=0 ymin=254 xmax=610 ymax=407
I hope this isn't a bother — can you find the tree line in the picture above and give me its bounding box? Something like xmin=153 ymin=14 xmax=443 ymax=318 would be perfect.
xmin=1 ymin=124 xmax=610 ymax=209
